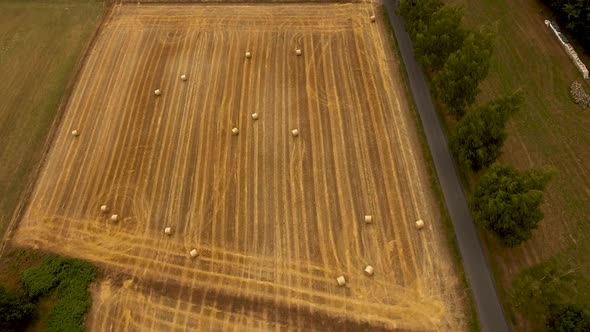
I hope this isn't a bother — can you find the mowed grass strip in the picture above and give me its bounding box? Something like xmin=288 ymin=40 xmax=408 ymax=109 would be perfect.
xmin=0 ymin=0 xmax=105 ymax=237
xmin=443 ymin=0 xmax=590 ymax=328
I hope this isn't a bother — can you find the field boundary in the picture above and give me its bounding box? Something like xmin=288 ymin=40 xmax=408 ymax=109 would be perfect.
xmin=380 ymin=6 xmax=479 ymax=331
xmin=0 ymin=3 xmax=113 ymax=258
xmin=383 ymin=1 xmax=510 ymax=331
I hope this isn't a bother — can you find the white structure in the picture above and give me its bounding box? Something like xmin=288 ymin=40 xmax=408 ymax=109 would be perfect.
xmin=545 ymin=20 xmax=589 ymax=79
xmin=245 ymin=51 xmax=252 ymax=59
xmin=370 ymin=15 xmax=376 ymax=22
xmin=336 ymin=276 xmax=346 ymax=286
xmin=164 ymin=227 xmax=172 ymax=235
xmin=364 ymin=265 xmax=374 ymax=276
xmin=415 ymin=219 xmax=425 ymax=230
xmin=296 ymin=49 xmax=302 ymax=56
xmin=154 ymin=89 xmax=161 ymax=96
xmin=71 ymin=130 xmax=79 ymax=137
xmin=189 ymin=249 xmax=199 ymax=258
xmin=180 ymin=74 xmax=187 ymax=81
xmin=292 ymin=129 xmax=299 ymax=137
xmin=232 ymin=127 xmax=239 ymax=135
xmin=251 ymin=113 xmax=259 ymax=120
xmin=111 ymin=214 xmax=119 ymax=222
xmin=364 ymin=215 xmax=372 ymax=224
xmin=100 ymin=205 xmax=108 ymax=213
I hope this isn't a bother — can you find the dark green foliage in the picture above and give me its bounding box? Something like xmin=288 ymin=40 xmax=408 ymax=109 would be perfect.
xmin=413 ymin=6 xmax=466 ymax=72
xmin=546 ymin=305 xmax=590 ymax=332
xmin=451 ymin=92 xmax=524 ymax=170
xmin=540 ymin=0 xmax=590 ymax=55
xmin=434 ymin=27 xmax=495 ymax=118
xmin=21 ymin=256 xmax=96 ymax=332
xmin=396 ymin=0 xmax=444 ymax=39
xmin=471 ymin=164 xmax=554 ymax=246
xmin=0 ymin=286 xmax=36 ymax=331
xmin=22 ymin=256 xmax=68 ymax=298
xmin=511 ymin=259 xmax=590 ymax=330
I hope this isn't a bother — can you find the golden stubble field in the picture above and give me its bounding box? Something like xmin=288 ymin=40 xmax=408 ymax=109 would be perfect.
xmin=12 ymin=3 xmax=467 ymax=331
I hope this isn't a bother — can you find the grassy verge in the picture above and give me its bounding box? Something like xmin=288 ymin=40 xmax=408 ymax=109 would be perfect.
xmin=0 ymin=0 xmax=105 ymax=240
xmin=380 ymin=7 xmax=480 ymax=332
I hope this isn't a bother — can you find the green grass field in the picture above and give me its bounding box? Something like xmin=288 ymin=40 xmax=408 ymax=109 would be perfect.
xmin=441 ymin=0 xmax=590 ymax=330
xmin=0 ymin=0 xmax=104 ymax=239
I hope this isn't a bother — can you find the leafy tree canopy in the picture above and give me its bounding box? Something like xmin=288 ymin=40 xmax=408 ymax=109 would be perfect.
xmin=451 ymin=91 xmax=524 ymax=170
xmin=0 ymin=286 xmax=36 ymax=332
xmin=413 ymin=5 xmax=466 ymax=72
xmin=434 ymin=27 xmax=495 ymax=118
xmin=396 ymin=0 xmax=444 ymax=39
xmin=471 ymin=164 xmax=554 ymax=246
xmin=546 ymin=305 xmax=590 ymax=332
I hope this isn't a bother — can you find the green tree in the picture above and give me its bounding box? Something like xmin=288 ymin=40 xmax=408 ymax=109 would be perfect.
xmin=413 ymin=6 xmax=466 ymax=72
xmin=434 ymin=27 xmax=495 ymax=118
xmin=546 ymin=305 xmax=590 ymax=332
xmin=396 ymin=0 xmax=444 ymax=40
xmin=471 ymin=164 xmax=554 ymax=246
xmin=0 ymin=286 xmax=36 ymax=332
xmin=451 ymin=92 xmax=524 ymax=170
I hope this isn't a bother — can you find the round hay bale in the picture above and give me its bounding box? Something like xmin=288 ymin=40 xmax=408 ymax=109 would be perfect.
xmin=154 ymin=89 xmax=161 ymax=96
xmin=180 ymin=74 xmax=187 ymax=81
xmin=232 ymin=127 xmax=239 ymax=135
xmin=364 ymin=215 xmax=372 ymax=223
xmin=164 ymin=227 xmax=172 ymax=235
xmin=415 ymin=219 xmax=425 ymax=230
xmin=251 ymin=113 xmax=259 ymax=120
xmin=71 ymin=130 xmax=79 ymax=137
xmin=364 ymin=265 xmax=374 ymax=276
xmin=292 ymin=129 xmax=299 ymax=137
xmin=370 ymin=15 xmax=376 ymax=22
xmin=189 ymin=248 xmax=199 ymax=258
xmin=111 ymin=214 xmax=119 ymax=222
xmin=100 ymin=205 xmax=108 ymax=213
xmin=296 ymin=49 xmax=302 ymax=56
xmin=245 ymin=51 xmax=252 ymax=59
xmin=336 ymin=276 xmax=346 ymax=286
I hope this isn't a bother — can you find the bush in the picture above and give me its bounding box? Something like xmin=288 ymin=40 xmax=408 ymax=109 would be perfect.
xmin=413 ymin=6 xmax=466 ymax=72
xmin=546 ymin=305 xmax=590 ymax=332
xmin=434 ymin=27 xmax=495 ymax=118
xmin=21 ymin=256 xmax=96 ymax=332
xmin=471 ymin=164 xmax=554 ymax=246
xmin=22 ymin=256 xmax=69 ymax=298
xmin=396 ymin=0 xmax=444 ymax=40
xmin=0 ymin=286 xmax=36 ymax=332
xmin=451 ymin=92 xmax=523 ymax=170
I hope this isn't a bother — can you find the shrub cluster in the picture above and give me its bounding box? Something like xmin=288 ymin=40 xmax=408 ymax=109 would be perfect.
xmin=0 ymin=286 xmax=36 ymax=332
xmin=22 ymin=256 xmax=96 ymax=332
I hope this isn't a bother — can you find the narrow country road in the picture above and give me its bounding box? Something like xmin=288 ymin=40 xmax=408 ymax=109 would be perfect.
xmin=383 ymin=1 xmax=512 ymax=331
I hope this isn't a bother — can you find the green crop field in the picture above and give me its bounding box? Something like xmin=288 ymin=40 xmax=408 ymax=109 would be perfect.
xmin=443 ymin=0 xmax=590 ymax=330
xmin=0 ymin=0 xmax=104 ymax=239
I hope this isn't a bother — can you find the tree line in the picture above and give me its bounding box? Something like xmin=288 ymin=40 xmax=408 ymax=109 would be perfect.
xmin=395 ymin=2 xmax=590 ymax=329
xmin=397 ymin=0 xmax=554 ymax=248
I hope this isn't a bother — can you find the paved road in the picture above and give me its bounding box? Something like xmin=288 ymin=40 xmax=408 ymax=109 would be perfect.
xmin=382 ymin=1 xmax=511 ymax=331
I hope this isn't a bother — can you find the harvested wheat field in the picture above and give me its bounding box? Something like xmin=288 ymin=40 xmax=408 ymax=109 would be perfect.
xmin=12 ymin=3 xmax=467 ymax=331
